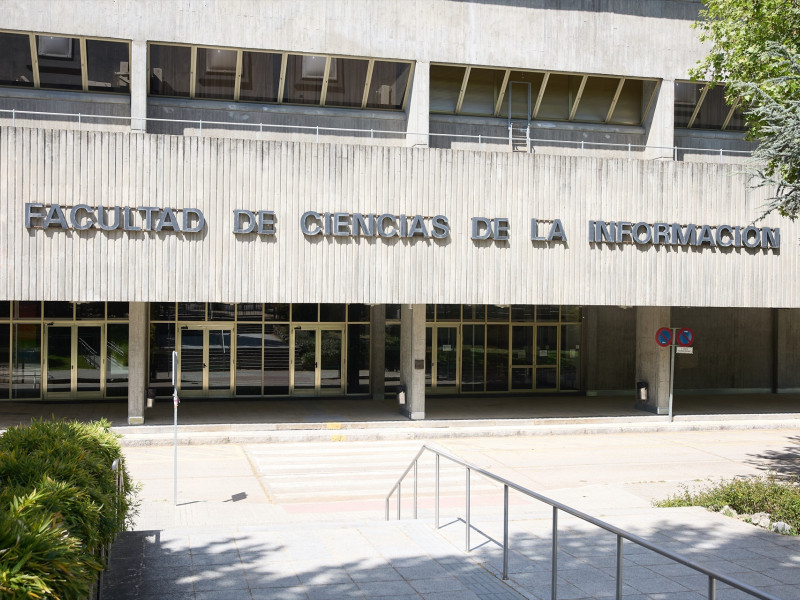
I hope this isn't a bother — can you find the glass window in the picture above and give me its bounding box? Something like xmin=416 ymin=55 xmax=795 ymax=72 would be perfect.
xmin=86 ymin=39 xmax=129 ymax=93
xmin=36 ymin=36 xmax=82 ymax=90
xmin=487 ymin=305 xmax=509 ymax=322
xmin=0 ymin=324 xmax=9 ymax=398
xmin=44 ymin=302 xmax=73 ymax=320
xmin=325 ymin=58 xmax=369 ymax=108
xmin=208 ymin=303 xmax=235 ymax=321
xmin=384 ymin=324 xmax=401 ymax=393
xmin=263 ymin=324 xmax=290 ymax=395
xmin=461 ymin=324 xmax=485 ymax=392
xmin=237 ymin=303 xmax=263 ymax=321
xmin=236 ymin=323 xmax=262 ymax=395
xmin=106 ymin=323 xmax=129 ymax=397
xmin=148 ymin=323 xmax=175 ymax=396
xmin=150 ymin=302 xmax=175 ymax=321
xmin=320 ymin=304 xmax=346 ymax=322
xmin=726 ymin=103 xmax=747 ymax=131
xmin=609 ymin=78 xmax=645 ymax=125
xmin=346 ymin=324 xmax=370 ymax=394
xmin=574 ymin=76 xmax=618 ymax=123
xmin=347 ymin=304 xmax=370 ymax=322
xmin=462 ymin=305 xmax=485 ymax=321
xmin=536 ymin=326 xmax=557 ymax=365
xmin=264 ymin=303 xmax=290 ymax=321
xmin=366 ymin=60 xmax=411 ymax=110
xmin=0 ymin=32 xmax=34 ymax=87
xmin=426 ymin=305 xmax=435 ymax=321
xmin=536 ymin=306 xmax=559 ymax=322
xmin=560 ymin=324 xmax=581 ymax=391
xmin=13 ymin=324 xmax=40 ymax=398
xmin=195 ymin=47 xmax=237 ymax=100
xmin=537 ymin=73 xmax=578 ymax=121
xmin=486 ymin=325 xmax=508 ymax=391
xmin=0 ymin=302 xmax=10 ymax=319
xmin=511 ymin=305 xmax=535 ymax=321
xmin=536 ymin=367 xmax=557 ymax=390
xmin=674 ymin=81 xmax=704 ymax=128
xmin=15 ymin=302 xmax=41 ymax=319
xmin=512 ymin=326 xmax=533 ymax=365
xmin=511 ymin=368 xmax=532 ymax=390
xmin=76 ymin=302 xmax=104 ymax=320
xmin=385 ymin=304 xmax=401 ymax=321
xmin=239 ymin=51 xmax=282 ymax=103
xmin=461 ymin=68 xmax=506 ymax=116
xmin=107 ymin=302 xmax=129 ymax=319
xmin=499 ymin=71 xmax=544 ymax=119
xmin=292 ymin=303 xmax=317 ymax=322
xmin=178 ymin=302 xmax=205 ymax=321
xmin=149 ymin=44 xmax=191 ymax=97
xmin=693 ymin=84 xmax=730 ymax=130
xmin=430 ymin=64 xmax=465 ymax=113
xmin=561 ymin=306 xmax=581 ymax=322
xmin=283 ymin=54 xmax=325 ymax=105
xmin=436 ymin=305 xmax=460 ymax=321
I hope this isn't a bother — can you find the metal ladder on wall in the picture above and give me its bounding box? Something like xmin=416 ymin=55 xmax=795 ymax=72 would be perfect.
xmin=507 ymin=81 xmax=532 ymax=152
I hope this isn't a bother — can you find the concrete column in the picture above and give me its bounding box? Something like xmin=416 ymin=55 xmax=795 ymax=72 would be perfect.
xmin=406 ymin=61 xmax=429 ymax=147
xmin=130 ymin=40 xmax=147 ymax=132
xmin=775 ymin=309 xmax=800 ymax=392
xmin=127 ymin=302 xmax=148 ymax=425
xmin=399 ymin=304 xmax=426 ymax=419
xmin=635 ymin=306 xmax=671 ymax=414
xmin=642 ymin=79 xmax=674 ymax=160
xmin=370 ymin=305 xmax=386 ymax=400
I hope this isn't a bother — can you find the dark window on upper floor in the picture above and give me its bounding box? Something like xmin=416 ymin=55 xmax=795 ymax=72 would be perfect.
xmin=674 ymin=81 xmax=746 ymax=131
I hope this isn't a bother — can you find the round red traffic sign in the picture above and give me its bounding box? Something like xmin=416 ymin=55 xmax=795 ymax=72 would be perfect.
xmin=655 ymin=327 xmax=672 ymax=347
xmin=677 ymin=327 xmax=695 ymax=347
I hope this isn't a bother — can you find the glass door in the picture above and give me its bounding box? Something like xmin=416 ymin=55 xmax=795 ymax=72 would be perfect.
xmin=291 ymin=326 xmax=344 ymax=396
xmin=426 ymin=326 xmax=459 ymax=393
xmin=44 ymin=324 xmax=104 ymax=399
xmin=178 ymin=326 xmax=234 ymax=396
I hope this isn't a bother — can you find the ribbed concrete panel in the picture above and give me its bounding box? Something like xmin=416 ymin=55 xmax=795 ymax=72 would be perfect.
xmin=0 ymin=126 xmax=793 ymax=307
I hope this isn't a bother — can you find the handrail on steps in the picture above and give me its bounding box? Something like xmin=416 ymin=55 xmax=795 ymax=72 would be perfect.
xmin=385 ymin=444 xmax=780 ymax=600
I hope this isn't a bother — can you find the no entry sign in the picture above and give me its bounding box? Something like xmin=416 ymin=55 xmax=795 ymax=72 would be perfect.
xmin=655 ymin=327 xmax=672 ymax=347
xmin=677 ymin=327 xmax=695 ymax=347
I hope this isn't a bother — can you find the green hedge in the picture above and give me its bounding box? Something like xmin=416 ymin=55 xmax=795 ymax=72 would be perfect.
xmin=0 ymin=419 xmax=138 ymax=600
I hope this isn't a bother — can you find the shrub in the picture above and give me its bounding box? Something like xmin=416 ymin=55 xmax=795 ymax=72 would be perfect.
xmin=0 ymin=418 xmax=138 ymax=600
xmin=656 ymin=474 xmax=800 ymax=533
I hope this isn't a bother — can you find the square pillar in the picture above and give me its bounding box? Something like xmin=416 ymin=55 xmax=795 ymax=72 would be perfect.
xmin=127 ymin=302 xmax=148 ymax=425
xmin=399 ymin=304 xmax=426 ymax=419
xmin=642 ymin=79 xmax=674 ymax=160
xmin=130 ymin=40 xmax=147 ymax=132
xmin=406 ymin=61 xmax=429 ymax=148
xmin=635 ymin=306 xmax=671 ymax=414
xmin=370 ymin=305 xmax=386 ymax=400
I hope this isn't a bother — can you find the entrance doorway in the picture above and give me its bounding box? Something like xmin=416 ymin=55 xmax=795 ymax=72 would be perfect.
xmin=426 ymin=326 xmax=459 ymax=393
xmin=178 ymin=325 xmax=234 ymax=396
xmin=44 ymin=324 xmax=104 ymax=399
xmin=291 ymin=325 xmax=344 ymax=396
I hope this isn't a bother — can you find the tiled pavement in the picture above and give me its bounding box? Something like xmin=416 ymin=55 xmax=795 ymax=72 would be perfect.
xmin=103 ymin=506 xmax=800 ymax=600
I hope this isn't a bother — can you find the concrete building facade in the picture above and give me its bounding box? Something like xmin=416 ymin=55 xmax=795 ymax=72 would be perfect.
xmin=0 ymin=0 xmax=797 ymax=423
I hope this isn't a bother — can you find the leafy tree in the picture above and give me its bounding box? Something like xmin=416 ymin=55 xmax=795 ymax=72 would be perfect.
xmin=692 ymin=1 xmax=800 ymax=218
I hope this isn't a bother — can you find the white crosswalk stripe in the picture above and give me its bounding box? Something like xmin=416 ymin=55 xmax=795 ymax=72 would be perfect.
xmin=245 ymin=440 xmax=505 ymax=504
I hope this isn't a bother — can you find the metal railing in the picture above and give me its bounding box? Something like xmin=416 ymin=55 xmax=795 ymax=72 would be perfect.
xmin=0 ymin=108 xmax=754 ymax=159
xmin=385 ymin=444 xmax=780 ymax=600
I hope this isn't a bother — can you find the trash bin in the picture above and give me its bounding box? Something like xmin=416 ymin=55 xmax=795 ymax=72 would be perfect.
xmin=146 ymin=388 xmax=156 ymax=409
xmin=397 ymin=385 xmax=406 ymax=406
xmin=636 ymin=381 xmax=648 ymax=402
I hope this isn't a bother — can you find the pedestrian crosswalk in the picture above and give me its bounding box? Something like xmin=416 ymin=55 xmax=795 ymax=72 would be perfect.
xmin=244 ymin=440 xmax=507 ymax=506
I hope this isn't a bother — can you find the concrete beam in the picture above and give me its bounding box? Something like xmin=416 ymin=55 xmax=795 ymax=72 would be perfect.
xmin=399 ymin=303 xmax=426 ymax=419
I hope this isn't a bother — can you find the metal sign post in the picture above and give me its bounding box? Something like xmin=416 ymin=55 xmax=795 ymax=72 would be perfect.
xmin=172 ymin=350 xmax=179 ymax=506
xmin=658 ymin=327 xmax=694 ymax=423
